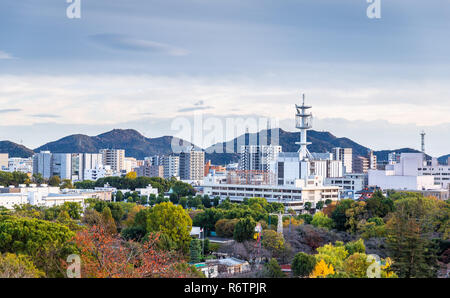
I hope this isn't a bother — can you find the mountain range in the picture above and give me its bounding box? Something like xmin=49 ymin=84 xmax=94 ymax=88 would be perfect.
xmin=0 ymin=128 xmax=448 ymax=165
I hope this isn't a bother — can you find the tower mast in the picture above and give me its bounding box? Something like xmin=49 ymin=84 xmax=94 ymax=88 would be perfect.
xmin=295 ymin=94 xmax=313 ymax=160
xmin=420 ymin=130 xmax=426 ymax=153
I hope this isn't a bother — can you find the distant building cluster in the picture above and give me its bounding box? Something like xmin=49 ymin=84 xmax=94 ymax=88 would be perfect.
xmin=1 ymin=96 xmax=448 ymax=211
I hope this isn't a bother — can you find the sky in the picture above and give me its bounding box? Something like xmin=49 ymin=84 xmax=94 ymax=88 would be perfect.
xmin=0 ymin=0 xmax=449 ymax=157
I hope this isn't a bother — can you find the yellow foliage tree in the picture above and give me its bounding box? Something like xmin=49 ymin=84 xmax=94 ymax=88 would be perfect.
xmin=309 ymin=259 xmax=335 ymax=278
xmin=283 ymin=217 xmax=304 ymax=228
xmin=125 ymin=171 xmax=137 ymax=179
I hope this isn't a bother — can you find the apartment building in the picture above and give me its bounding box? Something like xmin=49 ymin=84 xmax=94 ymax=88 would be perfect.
xmin=161 ymin=155 xmax=180 ymax=179
xmin=100 ymin=149 xmax=125 ymax=172
xmin=179 ymin=148 xmax=205 ymax=181
xmin=135 ymin=162 xmax=164 ymax=178
xmin=332 ymin=147 xmax=353 ymax=173
xmin=238 ymin=145 xmax=282 ymax=172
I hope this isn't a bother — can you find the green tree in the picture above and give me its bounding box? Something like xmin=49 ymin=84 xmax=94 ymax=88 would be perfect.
xmin=315 ymin=241 xmax=349 ymax=272
xmin=331 ymin=199 xmax=354 ymax=231
xmin=292 ymin=252 xmax=316 ymax=277
xmin=32 ymin=173 xmax=45 ymax=185
xmin=215 ymin=218 xmax=239 ymax=238
xmin=48 ymin=175 xmax=61 ymax=187
xmin=101 ymin=207 xmax=117 ymax=234
xmin=311 ymin=211 xmax=334 ymax=229
xmin=190 ymin=238 xmax=202 ymax=263
xmin=115 ymin=191 xmax=124 ymax=202
xmin=179 ymin=197 xmax=188 ymax=209
xmin=60 ymin=179 xmax=74 ymax=189
xmin=0 ymin=216 xmax=75 ymax=277
xmin=343 ymin=253 xmax=371 ymax=278
xmin=344 ymin=239 xmax=366 ymax=255
xmin=0 ymin=253 xmax=45 ymax=278
xmin=386 ymin=196 xmax=440 ymax=278
xmin=262 ymin=229 xmax=286 ymax=257
xmin=146 ymin=202 xmax=193 ymax=251
xmin=233 ymin=217 xmax=256 ymax=242
xmin=263 ymin=258 xmax=285 ymax=278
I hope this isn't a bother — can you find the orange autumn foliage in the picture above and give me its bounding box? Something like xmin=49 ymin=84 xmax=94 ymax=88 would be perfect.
xmin=68 ymin=225 xmax=198 ymax=278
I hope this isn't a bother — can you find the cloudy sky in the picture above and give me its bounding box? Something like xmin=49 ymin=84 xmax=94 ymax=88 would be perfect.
xmin=0 ymin=0 xmax=449 ymax=157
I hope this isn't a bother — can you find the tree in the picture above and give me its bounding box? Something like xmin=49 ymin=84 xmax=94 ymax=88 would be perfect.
xmin=331 ymin=199 xmax=354 ymax=231
xmin=71 ymin=225 xmax=199 ymax=278
xmin=190 ymin=239 xmax=202 ymax=263
xmin=311 ymin=211 xmax=334 ymax=229
xmin=60 ymin=179 xmax=74 ymax=189
xmin=316 ymin=201 xmax=324 ymax=210
xmin=179 ymin=197 xmax=188 ymax=209
xmin=386 ymin=196 xmax=440 ymax=278
xmin=125 ymin=171 xmax=137 ymax=179
xmin=365 ymin=191 xmax=394 ymax=218
xmin=215 ymin=218 xmax=238 ymax=238
xmin=0 ymin=216 xmax=75 ymax=277
xmin=115 ymin=191 xmax=124 ymax=202
xmin=344 ymin=239 xmax=366 ymax=255
xmin=304 ymin=202 xmax=312 ymax=211
xmin=201 ymin=195 xmax=212 ymax=208
xmin=48 ymin=175 xmax=61 ymax=187
xmin=297 ymin=214 xmax=313 ymax=224
xmin=292 ymin=252 xmax=316 ymax=277
xmin=310 ymin=259 xmax=335 ymax=278
xmin=343 ymin=253 xmax=371 ymax=278
xmin=146 ymin=202 xmax=193 ymax=252
xmin=32 ymin=173 xmax=45 ymax=185
xmin=262 ymin=230 xmax=286 ymax=257
xmin=315 ymin=241 xmax=348 ymax=271
xmin=101 ymin=207 xmax=117 ymax=234
xmin=0 ymin=253 xmax=44 ymax=278
xmin=233 ymin=217 xmax=256 ymax=242
xmin=263 ymin=258 xmax=285 ymax=278
xmin=213 ymin=196 xmax=220 ymax=207
xmin=193 ymin=208 xmax=224 ymax=234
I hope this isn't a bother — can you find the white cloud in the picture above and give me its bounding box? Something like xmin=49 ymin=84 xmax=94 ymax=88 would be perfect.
xmin=0 ymin=51 xmax=14 ymax=59
xmin=0 ymin=74 xmax=448 ymax=155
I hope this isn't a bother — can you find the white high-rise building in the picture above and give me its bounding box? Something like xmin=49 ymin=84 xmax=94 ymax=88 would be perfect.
xmin=180 ymin=148 xmax=205 ymax=181
xmin=124 ymin=157 xmax=138 ymax=173
xmin=161 ymin=155 xmax=180 ymax=179
xmin=332 ymin=147 xmax=353 ymax=173
xmin=32 ymin=152 xmax=104 ymax=181
xmin=100 ymin=149 xmax=125 ymax=172
xmin=239 ymin=145 xmax=282 ymax=172
xmin=51 ymin=153 xmax=72 ymax=180
xmin=33 ymin=151 xmax=53 ymax=179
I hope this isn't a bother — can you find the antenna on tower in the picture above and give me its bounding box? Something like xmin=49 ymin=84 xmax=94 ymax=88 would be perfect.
xmin=420 ymin=130 xmax=426 ymax=153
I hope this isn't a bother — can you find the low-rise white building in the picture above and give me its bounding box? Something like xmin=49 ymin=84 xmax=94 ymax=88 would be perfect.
xmin=368 ymin=153 xmax=447 ymax=191
xmin=203 ymin=174 xmax=340 ymax=212
xmin=0 ymin=184 xmax=111 ymax=209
